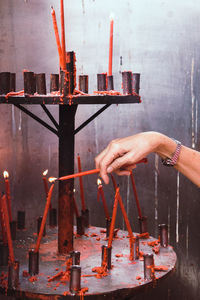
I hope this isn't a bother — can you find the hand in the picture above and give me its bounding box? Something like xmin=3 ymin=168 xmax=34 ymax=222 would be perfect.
xmin=95 ymin=132 xmax=164 ymax=184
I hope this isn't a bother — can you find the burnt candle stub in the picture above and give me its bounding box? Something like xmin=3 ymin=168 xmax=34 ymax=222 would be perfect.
xmin=0 ymin=72 xmax=11 ymax=94
xmin=50 ymin=74 xmax=59 ymax=92
xmin=159 ymin=224 xmax=168 ymax=247
xmin=138 ymin=216 xmax=148 ymax=234
xmin=69 ymin=265 xmax=81 ymax=294
xmin=79 ymin=75 xmax=88 ymax=93
xmin=101 ymin=245 xmax=112 ymax=270
xmin=97 ymin=73 xmax=107 ymax=91
xmin=143 ymin=254 xmax=155 ymax=281
xmin=132 ymin=73 xmax=140 ymax=94
xmin=76 ymin=216 xmax=84 ymax=236
xmin=8 ymin=260 xmax=19 ymax=289
xmin=0 ymin=242 xmax=9 ymax=266
xmin=122 ymin=71 xmax=133 ymax=95
xmin=107 ymin=75 xmax=114 ymax=90
xmin=70 ymin=251 xmax=80 ymax=265
xmin=17 ymin=211 xmax=25 ymax=230
xmin=36 ymin=73 xmax=46 ymax=95
xmin=49 ymin=208 xmax=57 ymax=227
xmin=29 ymin=250 xmax=39 ymax=275
xmin=24 ymin=71 xmax=36 ymax=95
xmin=37 ymin=216 xmax=46 ymax=237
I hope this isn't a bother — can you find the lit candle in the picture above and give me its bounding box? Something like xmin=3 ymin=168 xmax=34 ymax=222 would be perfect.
xmin=60 ymin=0 xmax=66 ymax=70
xmin=97 ymin=179 xmax=110 ymax=220
xmin=42 ymin=169 xmax=52 ymax=210
xmin=35 ymin=183 xmax=55 ymax=253
xmin=73 ymin=189 xmax=80 ymax=218
xmin=0 ymin=193 xmax=7 ymax=244
xmin=3 ymin=171 xmax=12 ymax=222
xmin=77 ymin=155 xmax=86 ymax=212
xmin=130 ymin=172 xmax=142 ymax=218
xmin=1 ymin=194 xmax=15 ymax=263
xmin=51 ymin=6 xmax=63 ymax=68
xmin=108 ymin=14 xmax=114 ymax=76
xmin=108 ymin=187 xmax=119 ymax=249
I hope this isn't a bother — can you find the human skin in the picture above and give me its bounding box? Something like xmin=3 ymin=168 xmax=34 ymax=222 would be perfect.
xmin=95 ymin=131 xmax=200 ymax=187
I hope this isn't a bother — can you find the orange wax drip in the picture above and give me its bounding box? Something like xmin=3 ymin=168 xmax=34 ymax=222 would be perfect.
xmin=58 ymin=168 xmax=100 ymax=181
xmin=60 ymin=0 xmax=66 ymax=70
xmin=0 ymin=194 xmax=7 ymax=244
xmin=77 ymin=155 xmax=86 ymax=212
xmin=108 ymin=18 xmax=114 ymax=76
xmin=4 ymin=179 xmax=12 ymax=222
xmin=34 ymin=183 xmax=55 ymax=253
xmin=51 ymin=7 xmax=63 ymax=68
xmin=73 ymin=195 xmax=79 ymax=217
xmin=108 ymin=187 xmax=119 ymax=248
xmin=1 ymin=195 xmax=15 ymax=263
xmin=98 ymin=185 xmax=110 ymax=220
xmin=130 ymin=172 xmax=142 ymax=218
xmin=43 ymin=177 xmax=52 ymax=210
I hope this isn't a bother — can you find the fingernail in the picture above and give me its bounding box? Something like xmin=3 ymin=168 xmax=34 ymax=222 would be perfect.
xmin=107 ymin=166 xmax=113 ymax=173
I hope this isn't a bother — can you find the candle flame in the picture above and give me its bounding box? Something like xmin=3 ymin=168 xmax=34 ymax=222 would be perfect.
xmin=48 ymin=177 xmax=57 ymax=183
xmin=43 ymin=169 xmax=48 ymax=176
xmin=3 ymin=171 xmax=9 ymax=179
xmin=109 ymin=12 xmax=115 ymax=20
xmin=97 ymin=178 xmax=102 ymax=186
xmin=73 ymin=188 xmax=76 ymax=193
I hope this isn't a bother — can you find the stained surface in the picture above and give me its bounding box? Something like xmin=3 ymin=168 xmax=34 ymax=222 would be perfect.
xmin=0 ymin=0 xmax=200 ymax=299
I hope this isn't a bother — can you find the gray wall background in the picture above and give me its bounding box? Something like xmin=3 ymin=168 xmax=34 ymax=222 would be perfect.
xmin=1 ymin=0 xmax=200 ymax=299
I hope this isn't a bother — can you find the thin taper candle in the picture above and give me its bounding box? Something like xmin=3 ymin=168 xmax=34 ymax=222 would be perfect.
xmin=0 ymin=194 xmax=7 ymax=244
xmin=77 ymin=155 xmax=86 ymax=211
xmin=108 ymin=187 xmax=119 ymax=248
xmin=51 ymin=6 xmax=63 ymax=68
xmin=130 ymin=172 xmax=142 ymax=218
xmin=108 ymin=15 xmax=114 ymax=76
xmin=97 ymin=179 xmax=110 ymax=220
xmin=60 ymin=0 xmax=66 ymax=70
xmin=3 ymin=171 xmax=12 ymax=222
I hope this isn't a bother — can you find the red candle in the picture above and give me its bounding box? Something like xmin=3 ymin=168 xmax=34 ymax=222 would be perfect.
xmin=97 ymin=179 xmax=110 ymax=220
xmin=1 ymin=194 xmax=15 ymax=263
xmin=51 ymin=6 xmax=63 ymax=68
xmin=42 ymin=169 xmax=52 ymax=210
xmin=35 ymin=183 xmax=55 ymax=253
xmin=77 ymin=155 xmax=86 ymax=212
xmin=130 ymin=172 xmax=142 ymax=218
xmin=110 ymin=174 xmax=117 ymax=190
xmin=73 ymin=189 xmax=79 ymax=217
xmin=60 ymin=0 xmax=66 ymax=70
xmin=108 ymin=187 xmax=119 ymax=248
xmin=0 ymin=194 xmax=7 ymax=244
xmin=3 ymin=171 xmax=12 ymax=222
xmin=108 ymin=14 xmax=114 ymax=76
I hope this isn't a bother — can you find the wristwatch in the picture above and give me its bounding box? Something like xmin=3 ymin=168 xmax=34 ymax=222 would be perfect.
xmin=161 ymin=139 xmax=182 ymax=167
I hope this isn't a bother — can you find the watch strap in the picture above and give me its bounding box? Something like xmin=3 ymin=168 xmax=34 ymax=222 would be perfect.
xmin=161 ymin=139 xmax=182 ymax=167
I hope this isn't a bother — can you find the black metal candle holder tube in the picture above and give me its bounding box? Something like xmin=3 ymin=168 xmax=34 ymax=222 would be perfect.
xmin=8 ymin=261 xmax=20 ymax=289
xmin=36 ymin=73 xmax=46 ymax=95
xmin=0 ymin=72 xmax=11 ymax=94
xmin=97 ymin=73 xmax=107 ymax=91
xmin=107 ymin=75 xmax=114 ymax=90
xmin=10 ymin=73 xmax=16 ymax=92
xmin=76 ymin=216 xmax=84 ymax=236
xmin=70 ymin=251 xmax=80 ymax=265
xmin=37 ymin=216 xmax=46 ymax=237
xmin=17 ymin=211 xmax=25 ymax=230
xmin=0 ymin=242 xmax=8 ymax=266
xmin=133 ymin=236 xmax=140 ymax=260
xmin=24 ymin=71 xmax=36 ymax=95
xmin=101 ymin=245 xmax=112 ymax=270
xmin=138 ymin=216 xmax=148 ymax=234
xmin=50 ymin=74 xmax=59 ymax=92
xmin=158 ymin=224 xmax=168 ymax=247
xmin=66 ymin=51 xmax=76 ymax=94
xmin=132 ymin=73 xmax=140 ymax=94
xmin=79 ymin=75 xmax=88 ymax=93
xmin=106 ymin=218 xmax=111 ymax=238
xmin=28 ymin=249 xmax=39 ymax=275
xmin=10 ymin=221 xmax=17 ymax=241
xmin=122 ymin=71 xmax=133 ymax=95
xmin=49 ymin=208 xmax=57 ymax=227
xmin=59 ymin=69 xmax=70 ymax=96
xmin=143 ymin=254 xmax=155 ymax=281
xmin=81 ymin=209 xmax=89 ymax=228
xmin=69 ymin=265 xmax=81 ymax=295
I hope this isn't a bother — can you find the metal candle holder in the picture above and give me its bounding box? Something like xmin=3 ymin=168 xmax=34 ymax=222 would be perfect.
xmin=138 ymin=216 xmax=148 ymax=234
xmin=97 ymin=73 xmax=107 ymax=91
xmin=158 ymin=224 xmax=168 ymax=247
xmin=69 ymin=265 xmax=81 ymax=295
xmin=37 ymin=216 xmax=46 ymax=237
xmin=17 ymin=211 xmax=25 ymax=230
xmin=101 ymin=245 xmax=112 ymax=270
xmin=0 ymin=72 xmax=11 ymax=94
xmin=132 ymin=73 xmax=140 ymax=94
xmin=122 ymin=71 xmax=133 ymax=95
xmin=36 ymin=73 xmax=46 ymax=95
xmin=133 ymin=236 xmax=140 ymax=260
xmin=106 ymin=218 xmax=111 ymax=238
xmin=10 ymin=73 xmax=16 ymax=92
xmin=49 ymin=208 xmax=57 ymax=227
xmin=23 ymin=71 xmax=36 ymax=95
xmin=79 ymin=75 xmax=88 ymax=93
xmin=8 ymin=261 xmax=20 ymax=289
xmin=76 ymin=216 xmax=84 ymax=236
xmin=0 ymin=242 xmax=8 ymax=266
xmin=81 ymin=209 xmax=89 ymax=228
xmin=50 ymin=74 xmax=59 ymax=92
xmin=107 ymin=75 xmax=114 ymax=90
xmin=70 ymin=251 xmax=80 ymax=265
xmin=28 ymin=249 xmax=39 ymax=275
xmin=143 ymin=254 xmax=155 ymax=281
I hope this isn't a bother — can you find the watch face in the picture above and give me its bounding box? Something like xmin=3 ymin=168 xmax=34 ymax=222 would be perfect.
xmin=162 ymin=158 xmax=174 ymax=167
